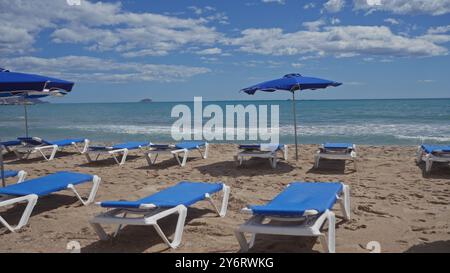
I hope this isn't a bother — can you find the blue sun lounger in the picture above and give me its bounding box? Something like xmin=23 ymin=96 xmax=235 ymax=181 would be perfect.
xmin=235 ymin=182 xmax=350 ymax=253
xmin=416 ymin=145 xmax=450 ymax=173
xmin=85 ymin=141 xmax=152 ymax=166
xmin=0 ymin=171 xmax=101 ymax=232
xmin=145 ymin=141 xmax=209 ymax=167
xmin=1 ymin=170 xmax=27 ymax=183
xmin=314 ymin=143 xmax=357 ymax=170
xmin=235 ymin=144 xmax=288 ymax=168
xmin=90 ymin=181 xmax=230 ymax=249
xmin=0 ymin=140 xmax=22 ymax=153
xmin=13 ymin=137 xmax=90 ymax=161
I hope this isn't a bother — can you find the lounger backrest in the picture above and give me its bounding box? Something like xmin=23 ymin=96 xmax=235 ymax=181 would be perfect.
xmin=18 ymin=137 xmax=51 ymax=146
xmin=0 ymin=140 xmax=22 ymax=147
xmin=100 ymin=181 xmax=223 ymax=209
xmin=422 ymin=145 xmax=450 ymax=154
xmin=0 ymin=172 xmax=93 ymax=197
xmin=175 ymin=141 xmax=205 ymax=150
xmin=1 ymin=170 xmax=18 ymax=179
xmin=250 ymin=182 xmax=343 ymax=217
xmin=112 ymin=142 xmax=151 ymax=150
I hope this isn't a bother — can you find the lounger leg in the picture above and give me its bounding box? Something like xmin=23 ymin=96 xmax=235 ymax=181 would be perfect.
xmin=36 ymin=145 xmax=58 ymax=161
xmin=283 ymin=145 xmax=288 ymax=161
xmin=270 ymin=156 xmax=277 ymax=168
xmin=113 ymin=212 xmax=128 ymax=237
xmin=327 ymin=212 xmax=336 ymax=253
xmin=81 ymin=139 xmax=90 ymax=154
xmin=67 ymin=175 xmax=101 ymax=205
xmin=338 ymin=185 xmax=351 ymax=220
xmin=234 ymin=155 xmax=243 ymax=166
xmin=120 ymin=150 xmax=129 ymax=166
xmin=425 ymin=157 xmax=433 ymax=173
xmin=145 ymin=153 xmax=159 ymax=166
xmin=205 ymin=185 xmax=230 ymax=217
xmin=151 ymin=205 xmax=188 ymax=249
xmin=85 ymin=152 xmax=93 ymax=163
xmin=416 ymin=146 xmax=423 ymax=164
xmin=17 ymin=170 xmax=27 ymax=183
xmin=0 ymin=194 xmax=38 ymax=232
xmin=173 ymin=149 xmax=189 ymax=167
xmin=90 ymin=222 xmax=110 ymax=241
xmin=234 ymin=230 xmax=251 ymax=252
xmin=314 ymin=154 xmax=320 ymax=169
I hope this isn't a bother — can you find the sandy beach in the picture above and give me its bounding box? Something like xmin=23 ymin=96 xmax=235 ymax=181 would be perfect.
xmin=1 ymin=144 xmax=449 ymax=253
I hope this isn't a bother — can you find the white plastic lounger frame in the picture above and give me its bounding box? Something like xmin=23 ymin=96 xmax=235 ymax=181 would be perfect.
xmin=235 ymin=145 xmax=288 ymax=169
xmin=234 ymin=184 xmax=350 ymax=253
xmin=8 ymin=170 xmax=27 ymax=183
xmin=0 ymin=175 xmax=101 ymax=232
xmin=416 ymin=146 xmax=450 ymax=173
xmin=145 ymin=143 xmax=209 ymax=167
xmin=314 ymin=144 xmax=357 ymax=170
xmin=90 ymin=183 xmax=230 ymax=249
xmin=85 ymin=144 xmax=150 ymax=166
xmin=13 ymin=139 xmax=90 ymax=161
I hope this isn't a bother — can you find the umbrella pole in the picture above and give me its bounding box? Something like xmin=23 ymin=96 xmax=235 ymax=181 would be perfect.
xmin=0 ymin=140 xmax=5 ymax=187
xmin=291 ymin=91 xmax=299 ymax=161
xmin=24 ymin=101 xmax=29 ymax=138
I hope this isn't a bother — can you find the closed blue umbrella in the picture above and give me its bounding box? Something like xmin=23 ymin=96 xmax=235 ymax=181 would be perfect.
xmin=241 ymin=73 xmax=342 ymax=160
xmin=0 ymin=68 xmax=74 ymax=186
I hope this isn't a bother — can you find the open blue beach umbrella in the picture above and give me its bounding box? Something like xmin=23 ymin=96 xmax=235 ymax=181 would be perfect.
xmin=0 ymin=68 xmax=74 ymax=186
xmin=241 ymin=73 xmax=342 ymax=160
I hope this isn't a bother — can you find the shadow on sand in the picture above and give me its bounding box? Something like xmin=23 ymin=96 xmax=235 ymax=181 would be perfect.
xmin=81 ymin=208 xmax=214 ymax=253
xmin=6 ymin=151 xmax=80 ymax=165
xmin=0 ymin=194 xmax=79 ymax=235
xmin=77 ymin=155 xmax=141 ymax=168
xmin=306 ymin=159 xmax=356 ymax=175
xmin=406 ymin=240 xmax=450 ymax=253
xmin=418 ymin=162 xmax=450 ymax=179
xmin=196 ymin=159 xmax=294 ymax=177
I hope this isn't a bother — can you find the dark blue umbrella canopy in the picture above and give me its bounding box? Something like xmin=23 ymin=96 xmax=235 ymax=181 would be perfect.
xmin=0 ymin=68 xmax=75 ymax=187
xmin=241 ymin=73 xmax=342 ymax=161
xmin=0 ymin=68 xmax=74 ymax=94
xmin=241 ymin=73 xmax=342 ymax=95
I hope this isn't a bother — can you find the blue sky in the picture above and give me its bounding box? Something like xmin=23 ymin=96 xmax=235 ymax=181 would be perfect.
xmin=1 ymin=0 xmax=450 ymax=102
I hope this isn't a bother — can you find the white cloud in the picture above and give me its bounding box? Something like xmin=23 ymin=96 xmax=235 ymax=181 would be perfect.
xmin=427 ymin=25 xmax=450 ymax=34
xmin=0 ymin=0 xmax=223 ymax=57
xmin=324 ymin=0 xmax=345 ymax=13
xmin=262 ymin=0 xmax=285 ymax=4
xmin=353 ymin=0 xmax=450 ymax=16
xmin=0 ymin=56 xmax=210 ymax=83
xmin=229 ymin=25 xmax=448 ymax=58
xmin=304 ymin=3 xmax=316 ymax=9
xmin=196 ymin=48 xmax=223 ymax=55
xmin=302 ymin=19 xmax=327 ymax=31
xmin=384 ymin=18 xmax=400 ymax=25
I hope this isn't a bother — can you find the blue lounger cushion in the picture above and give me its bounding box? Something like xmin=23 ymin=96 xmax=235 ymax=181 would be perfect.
xmin=421 ymin=145 xmax=450 ymax=154
xmin=100 ymin=181 xmax=223 ymax=209
xmin=49 ymin=138 xmax=86 ymax=146
xmin=249 ymin=182 xmax=343 ymax=217
xmin=90 ymin=142 xmax=151 ymax=151
xmin=239 ymin=144 xmax=283 ymax=150
xmin=175 ymin=141 xmax=206 ymax=150
xmin=324 ymin=143 xmax=353 ymax=150
xmin=0 ymin=140 xmax=22 ymax=147
xmin=0 ymin=171 xmax=94 ymax=197
xmin=18 ymin=137 xmax=85 ymax=147
xmin=1 ymin=170 xmax=19 ymax=179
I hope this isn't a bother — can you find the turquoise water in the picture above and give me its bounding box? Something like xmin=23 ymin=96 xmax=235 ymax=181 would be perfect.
xmin=1 ymin=99 xmax=449 ymax=145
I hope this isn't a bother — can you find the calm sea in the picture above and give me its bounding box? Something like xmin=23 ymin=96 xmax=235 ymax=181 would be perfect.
xmin=1 ymin=99 xmax=449 ymax=145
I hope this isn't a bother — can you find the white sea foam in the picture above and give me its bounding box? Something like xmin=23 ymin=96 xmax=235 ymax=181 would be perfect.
xmin=60 ymin=123 xmax=450 ymax=143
